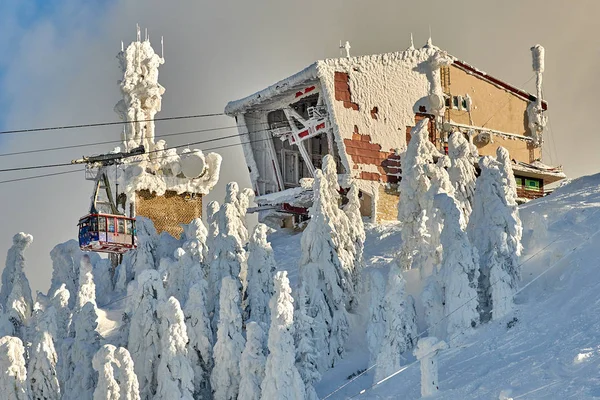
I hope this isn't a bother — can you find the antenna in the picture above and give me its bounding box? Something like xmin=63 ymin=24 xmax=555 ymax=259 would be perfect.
xmin=161 ymin=36 xmax=164 ymax=59
xmin=339 ymin=40 xmax=351 ymax=58
xmin=136 ymin=24 xmax=141 ymax=41
xmin=121 ymin=41 xmax=124 ymax=52
xmin=409 ymin=32 xmax=415 ymax=49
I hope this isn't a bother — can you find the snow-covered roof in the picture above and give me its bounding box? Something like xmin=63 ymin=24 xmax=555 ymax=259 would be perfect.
xmin=512 ymin=160 xmax=566 ymax=183
xmin=224 ymin=44 xmax=546 ymax=115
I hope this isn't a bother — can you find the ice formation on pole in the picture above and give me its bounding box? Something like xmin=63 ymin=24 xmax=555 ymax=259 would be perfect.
xmin=238 ymin=322 xmax=266 ymax=400
xmin=344 ymin=182 xmax=366 ymax=296
xmin=261 ymin=271 xmax=306 ymax=400
xmin=435 ymin=193 xmax=480 ymax=342
xmin=365 ymin=270 xmax=387 ymax=368
xmin=210 ymin=276 xmax=245 ymax=400
xmin=425 ymin=50 xmax=453 ymax=121
xmin=527 ymin=44 xmax=547 ymax=146
xmin=294 ymin=286 xmax=321 ymax=400
xmin=0 ymin=233 xmax=34 ymax=337
xmin=447 ymin=132 xmax=478 ymax=224
xmin=414 ymin=337 xmax=448 ymax=397
xmin=0 ymin=336 xmax=30 ymax=399
xmin=468 ymin=156 xmax=523 ymax=321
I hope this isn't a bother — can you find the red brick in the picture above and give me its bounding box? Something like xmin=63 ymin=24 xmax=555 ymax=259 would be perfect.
xmin=335 ymin=72 xmax=349 ymax=82
xmin=336 ymin=91 xmax=351 ymax=102
xmin=360 ymin=134 xmax=372 ymax=142
xmin=335 ymin=80 xmax=350 ymax=92
xmin=347 ymin=102 xmax=359 ymax=111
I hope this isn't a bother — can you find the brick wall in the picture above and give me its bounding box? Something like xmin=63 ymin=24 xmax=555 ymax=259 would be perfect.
xmin=375 ymin=185 xmax=400 ymax=222
xmin=135 ymin=190 xmax=203 ymax=239
xmin=334 ymin=72 xmax=359 ymax=110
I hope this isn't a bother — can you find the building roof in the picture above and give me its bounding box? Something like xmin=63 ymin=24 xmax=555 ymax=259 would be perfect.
xmin=224 ymin=44 xmax=548 ymax=115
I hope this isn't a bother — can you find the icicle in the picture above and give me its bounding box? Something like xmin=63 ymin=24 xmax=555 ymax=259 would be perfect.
xmin=409 ymin=33 xmax=415 ymax=50
xmin=136 ymin=24 xmax=141 ymax=42
xmin=161 ymin=36 xmax=164 ymax=60
xmin=121 ymin=41 xmax=124 ymax=52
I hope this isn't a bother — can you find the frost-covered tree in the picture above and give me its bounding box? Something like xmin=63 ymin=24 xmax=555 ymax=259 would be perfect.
xmin=243 ymin=223 xmax=276 ymax=326
xmin=1 ymin=232 xmax=34 ymax=338
xmin=28 ymin=323 xmax=60 ymax=400
xmin=49 ymin=239 xmax=89 ymax=309
xmin=238 ymin=322 xmax=266 ymax=400
xmin=128 ymin=269 xmax=166 ymax=399
xmin=373 ymin=263 xmax=418 ymax=383
xmin=299 ymin=169 xmax=349 ymax=370
xmin=343 ymin=182 xmax=366 ymax=300
xmin=468 ymin=156 xmax=523 ymax=322
xmin=208 ymin=203 xmax=245 ymax=331
xmin=114 ymin=347 xmax=141 ymax=400
xmin=63 ymin=302 xmax=100 ymax=400
xmin=0 ymin=336 xmax=30 ymax=399
xmin=118 ymin=217 xmax=160 ymax=291
xmin=223 ymin=182 xmax=250 ymax=245
xmin=155 ymin=297 xmax=195 ymax=400
xmin=49 ymin=284 xmax=71 ymax=341
xmin=397 ymin=119 xmax=441 ymax=273
xmin=181 ymin=218 xmax=209 ymax=267
xmin=294 ymin=287 xmax=321 ymax=400
xmin=435 ymin=193 xmax=480 ymax=342
xmin=262 ymin=271 xmax=305 ymax=400
xmin=365 ymin=270 xmax=387 ymax=368
xmin=496 ymin=146 xmax=518 ymax=198
xmin=92 ymin=345 xmax=120 ymax=400
xmin=160 ymin=247 xmax=202 ymax=307
xmin=184 ymin=281 xmax=213 ymax=400
xmin=75 ymin=255 xmax=97 ymax=311
xmin=210 ymin=276 xmax=245 ymax=400
xmin=422 ymin=274 xmax=444 ymax=340
xmin=447 ymin=132 xmax=478 ymax=223
xmin=205 ymin=201 xmax=220 ymax=260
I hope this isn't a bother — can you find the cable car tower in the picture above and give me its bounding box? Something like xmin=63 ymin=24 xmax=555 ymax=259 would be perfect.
xmin=72 ymin=146 xmax=145 ymax=273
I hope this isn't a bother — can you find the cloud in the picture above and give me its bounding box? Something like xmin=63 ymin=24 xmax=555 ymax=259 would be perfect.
xmin=0 ymin=0 xmax=599 ymax=294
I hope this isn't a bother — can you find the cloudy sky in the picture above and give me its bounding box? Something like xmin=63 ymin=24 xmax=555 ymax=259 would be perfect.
xmin=0 ymin=0 xmax=598 ymax=294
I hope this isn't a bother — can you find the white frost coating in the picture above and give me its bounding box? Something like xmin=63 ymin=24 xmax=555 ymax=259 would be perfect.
xmin=0 ymin=336 xmax=30 ymax=400
xmin=397 ymin=119 xmax=441 ymax=273
xmin=298 ymin=170 xmax=349 ymax=370
xmin=373 ymin=263 xmax=418 ymax=383
xmin=422 ymin=275 xmax=445 ymax=340
xmin=468 ymin=156 xmax=523 ymax=322
xmin=92 ymin=345 xmax=120 ymax=400
xmin=238 ymin=322 xmax=266 ymax=400
xmin=115 ymin=37 xmax=164 ymax=153
xmin=235 ymin=113 xmax=260 ymax=190
xmin=120 ymin=217 xmax=159 ymax=287
xmin=184 ymin=282 xmax=213 ymax=400
xmin=181 ymin=217 xmax=209 ymax=266
xmin=344 ymin=182 xmax=366 ymax=297
xmin=50 ymin=285 xmax=71 ymax=341
xmin=496 ymin=147 xmax=518 ymax=199
xmin=435 ymin=193 xmax=480 ymax=343
xmin=155 ymin=297 xmax=195 ymax=400
xmin=210 ymin=277 xmax=245 ymax=400
xmin=448 ymin=132 xmax=478 ymax=224
xmin=160 ymin=247 xmax=201 ymax=307
xmin=76 ymin=255 xmax=97 ymax=310
xmin=527 ymin=44 xmax=546 ymax=146
xmin=365 ymin=270 xmax=387 ymax=367
xmin=414 ymin=337 xmax=448 ymax=397
xmin=114 ymin=347 xmax=141 ymax=400
xmin=425 ymin=50 xmax=453 ymax=120
xmin=127 ymin=269 xmax=165 ymax=399
xmin=179 ymin=148 xmax=206 ymax=179
xmin=261 ymin=271 xmax=305 ymax=400
xmin=64 ymin=302 xmax=100 ymax=400
xmin=0 ymin=233 xmax=34 ymax=337
xmin=294 ymin=286 xmax=321 ymax=400
xmin=244 ymin=223 xmax=276 ymax=326
xmin=28 ymin=330 xmax=60 ymax=400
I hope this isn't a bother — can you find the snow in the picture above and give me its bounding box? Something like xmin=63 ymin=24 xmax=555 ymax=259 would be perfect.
xmin=0 ymin=336 xmax=30 ymax=399
xmin=414 ymin=337 xmax=448 ymax=397
xmin=238 ymin=322 xmax=266 ymax=400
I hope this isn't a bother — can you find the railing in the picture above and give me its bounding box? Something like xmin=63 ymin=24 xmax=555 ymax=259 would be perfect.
xmin=517 ymin=186 xmax=544 ymax=200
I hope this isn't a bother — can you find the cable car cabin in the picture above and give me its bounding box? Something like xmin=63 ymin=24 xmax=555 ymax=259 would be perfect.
xmin=78 ymin=214 xmax=137 ymax=254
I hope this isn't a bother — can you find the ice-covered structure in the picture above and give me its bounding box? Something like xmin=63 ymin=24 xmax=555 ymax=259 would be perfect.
xmin=100 ymin=27 xmax=222 ymax=239
xmin=224 ymin=38 xmax=564 ymax=225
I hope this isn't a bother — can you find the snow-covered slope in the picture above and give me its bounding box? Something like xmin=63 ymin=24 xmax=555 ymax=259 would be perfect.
xmin=312 ymin=173 xmax=600 ymax=399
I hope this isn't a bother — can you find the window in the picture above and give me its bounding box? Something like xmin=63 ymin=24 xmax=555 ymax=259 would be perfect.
xmin=461 ymin=97 xmax=468 ymax=110
xmin=108 ymin=218 xmax=115 ymax=233
xmin=452 ymin=96 xmax=459 ymax=109
xmin=525 ymin=179 xmax=541 ymax=191
xmin=98 ymin=217 xmax=106 ymax=232
xmin=515 ymin=177 xmax=524 ymax=187
xmin=126 ymin=220 xmax=133 ymax=235
xmin=118 ymin=219 xmax=125 ymax=234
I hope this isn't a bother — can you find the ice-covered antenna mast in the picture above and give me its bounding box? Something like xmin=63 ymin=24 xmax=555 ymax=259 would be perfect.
xmin=339 ymin=40 xmax=351 ymax=58
xmin=408 ymin=32 xmax=415 ymax=50
xmin=528 ymin=44 xmax=547 ymax=146
xmin=161 ymin=36 xmax=164 ymax=59
xmin=136 ymin=24 xmax=141 ymax=41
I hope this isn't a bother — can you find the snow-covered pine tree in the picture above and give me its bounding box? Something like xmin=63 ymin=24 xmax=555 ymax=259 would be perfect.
xmin=435 ymin=193 xmax=480 ymax=342
xmin=294 ymin=286 xmax=321 ymax=400
xmin=0 ymin=232 xmax=34 ymax=338
xmin=208 ymin=203 xmax=246 ymax=332
xmin=397 ymin=118 xmax=440 ymax=273
xmin=223 ymin=182 xmax=250 ymax=245
xmin=299 ymin=169 xmax=349 ymax=370
xmin=496 ymin=146 xmax=518 ymax=198
xmin=92 ymin=345 xmax=120 ymax=400
xmin=373 ymin=263 xmax=418 ymax=383
xmin=210 ymin=276 xmax=245 ymax=400
xmin=118 ymin=217 xmax=160 ymax=291
xmin=365 ymin=270 xmax=387 ymax=368
xmin=28 ymin=307 xmax=61 ymax=400
xmin=181 ymin=218 xmax=209 ymax=265
xmin=127 ymin=269 xmax=166 ymax=399
xmin=322 ymin=155 xmax=357 ymax=306
xmin=343 ymin=181 xmax=366 ymax=301
xmin=160 ymin=247 xmax=202 ymax=307
xmin=447 ymin=132 xmax=478 ymax=223
xmin=114 ymin=347 xmax=141 ymax=400
xmin=243 ymin=223 xmax=276 ymax=326
xmin=155 ymin=296 xmax=195 ymax=400
xmin=48 ymin=239 xmax=86 ymax=309
xmin=75 ymin=255 xmax=97 ymax=311
xmin=468 ymin=156 xmax=523 ymax=322
xmin=238 ymin=321 xmax=266 ymax=400
xmin=422 ymin=274 xmax=445 ymax=340
xmin=184 ymin=281 xmax=213 ymax=399
xmin=205 ymin=201 xmax=220 ymax=262
xmin=0 ymin=336 xmax=30 ymax=399
xmin=63 ymin=302 xmax=100 ymax=400
xmin=50 ymin=284 xmax=71 ymax=341
xmin=262 ymin=271 xmax=305 ymax=400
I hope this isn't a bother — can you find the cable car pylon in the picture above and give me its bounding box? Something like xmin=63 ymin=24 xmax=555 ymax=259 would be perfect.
xmin=73 ymin=146 xmax=145 ymax=278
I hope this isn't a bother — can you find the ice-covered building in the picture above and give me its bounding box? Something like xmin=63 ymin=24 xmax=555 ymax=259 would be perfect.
xmin=224 ymin=39 xmax=564 ymax=224
xmin=109 ymin=28 xmax=221 ymax=238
